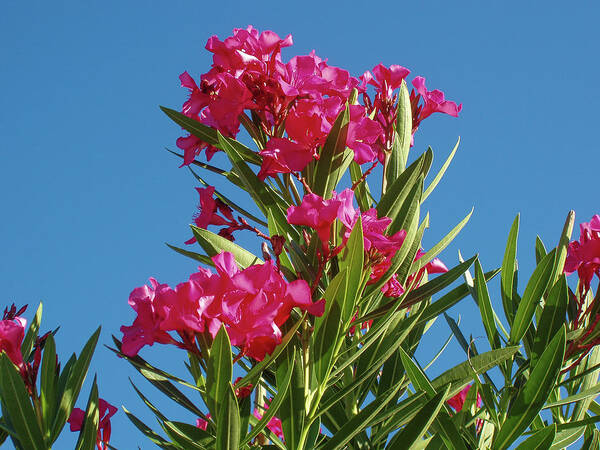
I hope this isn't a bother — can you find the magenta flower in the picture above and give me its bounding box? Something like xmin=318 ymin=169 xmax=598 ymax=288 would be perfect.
xmin=285 ymin=97 xmax=343 ymax=150
xmin=253 ymin=401 xmax=284 ymax=441
xmin=68 ymin=398 xmax=118 ymax=450
xmin=120 ymin=279 xmax=176 ymax=357
xmin=185 ymin=186 xmax=237 ymax=244
xmin=361 ymin=64 xmax=411 ymax=98
xmin=205 ymin=25 xmax=292 ymax=74
xmin=205 ymin=252 xmax=324 ymax=360
xmin=565 ymin=214 xmax=600 ymax=295
xmin=196 ymin=415 xmax=210 ymax=431
xmin=347 ymin=105 xmax=384 ymax=165
xmin=287 ymin=192 xmax=347 ymax=246
xmin=258 ymin=138 xmax=314 ymax=180
xmin=410 ymin=76 xmax=462 ymax=139
xmin=447 ymin=384 xmax=482 ymax=412
xmin=0 ymin=316 xmax=26 ymax=369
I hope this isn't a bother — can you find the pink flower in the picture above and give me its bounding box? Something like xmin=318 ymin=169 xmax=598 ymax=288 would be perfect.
xmin=205 ymin=252 xmax=324 ymax=360
xmin=447 ymin=384 xmax=482 ymax=412
xmin=565 ymin=214 xmax=600 ymax=294
xmin=68 ymin=398 xmax=118 ymax=450
xmin=411 ymin=76 xmax=462 ymax=137
xmin=253 ymin=402 xmax=284 ymax=441
xmin=120 ymin=279 xmax=176 ymax=357
xmin=287 ymin=191 xmax=348 ymax=246
xmin=185 ymin=186 xmax=236 ymax=244
xmin=347 ymin=105 xmax=383 ymax=165
xmin=338 ymin=194 xmax=448 ymax=297
xmin=285 ymin=97 xmax=343 ymax=150
xmin=0 ymin=316 xmax=26 ymax=369
xmin=361 ymin=64 xmax=411 ymax=98
xmin=206 ymin=26 xmax=292 ymax=74
xmin=196 ymin=415 xmax=211 ymax=431
xmin=258 ymin=138 xmax=314 ymax=180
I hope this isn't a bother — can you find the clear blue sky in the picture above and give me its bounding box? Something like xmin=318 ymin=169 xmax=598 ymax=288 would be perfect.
xmin=1 ymin=1 xmax=599 ymax=447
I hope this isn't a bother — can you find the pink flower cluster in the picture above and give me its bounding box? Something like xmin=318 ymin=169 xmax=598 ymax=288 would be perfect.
xmin=176 ymin=26 xmax=460 ymax=175
xmin=565 ymin=214 xmax=600 ymax=297
xmin=121 ymin=252 xmax=324 ymax=361
xmin=287 ymin=189 xmax=447 ymax=297
xmin=564 ymin=214 xmax=600 ymax=362
xmin=68 ymin=398 xmax=118 ymax=450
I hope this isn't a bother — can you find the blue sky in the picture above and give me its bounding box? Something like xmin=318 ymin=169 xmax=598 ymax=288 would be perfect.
xmin=1 ymin=1 xmax=600 ymax=447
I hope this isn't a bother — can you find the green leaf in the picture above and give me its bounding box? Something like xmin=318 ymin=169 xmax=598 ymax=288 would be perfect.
xmin=122 ymin=406 xmax=177 ymax=449
xmin=22 ymin=302 xmax=42 ymax=360
xmin=387 ymin=386 xmax=451 ymax=449
xmin=215 ymin=131 xmax=284 ymax=215
xmin=166 ymin=243 xmax=213 ymax=266
xmin=160 ymin=106 xmax=260 ymax=165
xmin=40 ymin=334 xmax=58 ymax=437
xmin=431 ymin=346 xmax=519 ymax=395
xmin=0 ymin=355 xmax=46 ymax=449
xmin=215 ymin=384 xmax=240 ymax=450
xmin=400 ymin=256 xmax=477 ymax=310
xmin=501 ymin=214 xmax=519 ymax=325
xmin=75 ymin=376 xmax=100 ymax=450
xmin=313 ymin=269 xmax=346 ymax=384
xmin=388 ymin=174 xmax=423 ymax=236
xmin=543 ymin=383 xmax=600 ymax=409
xmin=191 ymin=226 xmax=262 ymax=268
xmin=550 ymin=210 xmax=575 ymax=288
xmin=242 ymin=348 xmax=294 ymax=445
xmin=398 ymin=348 xmax=467 ymax=450
xmin=532 ymin=275 xmax=568 ymax=367
xmin=338 ymin=216 xmax=364 ymax=322
xmin=417 ymin=268 xmax=501 ymax=326
xmin=369 ymin=392 xmax=428 ymax=445
xmin=52 ymin=326 xmax=100 ymax=442
xmin=535 ymin=236 xmax=548 ymax=264
xmin=206 ymin=326 xmax=233 ymax=420
xmin=422 ymin=137 xmax=459 ymax=202
xmin=493 ymin=326 xmax=566 ymax=449
xmin=163 ymin=421 xmax=212 ymax=449
xmin=311 ymin=106 xmax=351 ymax=198
xmin=474 ymin=260 xmax=501 ymax=350
xmin=277 ymin=343 xmax=304 ymax=449
xmin=387 ymin=79 xmax=412 ymax=183
xmin=514 ymin=424 xmax=556 ymax=449
xmin=510 ymin=249 xmax=556 ymax=345
xmin=319 ymin=384 xmax=403 ymax=450
xmin=378 ymin=149 xmax=428 ymax=222
xmin=411 ymin=208 xmax=473 ymax=274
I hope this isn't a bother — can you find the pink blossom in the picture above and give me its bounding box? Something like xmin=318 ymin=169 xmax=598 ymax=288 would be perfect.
xmin=205 ymin=252 xmax=324 ymax=360
xmin=565 ymin=214 xmax=600 ymax=294
xmin=361 ymin=64 xmax=410 ymax=98
xmin=185 ymin=186 xmax=236 ymax=244
xmin=68 ymin=398 xmax=118 ymax=450
xmin=347 ymin=105 xmax=383 ymax=165
xmin=206 ymin=26 xmax=292 ymax=74
xmin=447 ymin=384 xmax=482 ymax=412
xmin=120 ymin=279 xmax=176 ymax=357
xmin=285 ymin=97 xmax=343 ymax=150
xmin=253 ymin=402 xmax=284 ymax=440
xmin=196 ymin=415 xmax=210 ymax=431
xmin=287 ymin=192 xmax=348 ymax=246
xmin=411 ymin=76 xmax=462 ymax=138
xmin=258 ymin=138 xmax=314 ymax=180
xmin=0 ymin=316 xmax=26 ymax=368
